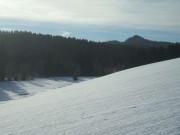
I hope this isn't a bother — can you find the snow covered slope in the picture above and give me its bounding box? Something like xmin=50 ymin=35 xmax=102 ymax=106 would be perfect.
xmin=0 ymin=58 xmax=180 ymax=135
xmin=0 ymin=77 xmax=93 ymax=102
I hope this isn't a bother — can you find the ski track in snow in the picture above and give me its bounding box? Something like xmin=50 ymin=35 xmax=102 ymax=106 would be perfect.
xmin=0 ymin=58 xmax=180 ymax=135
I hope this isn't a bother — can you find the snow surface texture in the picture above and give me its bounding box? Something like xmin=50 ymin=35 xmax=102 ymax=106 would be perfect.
xmin=0 ymin=77 xmax=93 ymax=102
xmin=0 ymin=58 xmax=180 ymax=135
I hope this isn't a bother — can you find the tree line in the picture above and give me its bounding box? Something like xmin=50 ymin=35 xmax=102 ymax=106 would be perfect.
xmin=0 ymin=30 xmax=180 ymax=81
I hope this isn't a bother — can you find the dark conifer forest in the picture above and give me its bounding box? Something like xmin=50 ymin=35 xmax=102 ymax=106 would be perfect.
xmin=0 ymin=30 xmax=179 ymax=81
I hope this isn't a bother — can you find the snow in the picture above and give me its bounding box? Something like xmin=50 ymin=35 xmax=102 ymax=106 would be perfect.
xmin=0 ymin=58 xmax=180 ymax=135
xmin=0 ymin=77 xmax=94 ymax=102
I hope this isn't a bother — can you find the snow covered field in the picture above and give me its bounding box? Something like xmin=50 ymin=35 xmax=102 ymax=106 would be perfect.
xmin=0 ymin=77 xmax=93 ymax=102
xmin=0 ymin=58 xmax=180 ymax=135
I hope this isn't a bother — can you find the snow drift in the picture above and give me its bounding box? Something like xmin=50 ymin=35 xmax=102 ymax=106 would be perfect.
xmin=0 ymin=77 xmax=93 ymax=101
xmin=0 ymin=58 xmax=180 ymax=135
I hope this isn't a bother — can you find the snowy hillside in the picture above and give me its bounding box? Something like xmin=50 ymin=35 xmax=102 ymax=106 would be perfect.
xmin=0 ymin=77 xmax=93 ymax=102
xmin=0 ymin=58 xmax=180 ymax=135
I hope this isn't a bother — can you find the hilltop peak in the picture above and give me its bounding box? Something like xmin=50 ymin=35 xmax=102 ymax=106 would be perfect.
xmin=124 ymin=35 xmax=163 ymax=47
xmin=125 ymin=35 xmax=146 ymax=42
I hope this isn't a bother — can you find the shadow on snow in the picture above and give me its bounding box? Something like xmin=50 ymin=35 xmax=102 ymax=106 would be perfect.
xmin=0 ymin=81 xmax=29 ymax=101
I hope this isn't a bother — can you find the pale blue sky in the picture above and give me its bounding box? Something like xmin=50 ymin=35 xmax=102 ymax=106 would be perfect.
xmin=0 ymin=0 xmax=180 ymax=42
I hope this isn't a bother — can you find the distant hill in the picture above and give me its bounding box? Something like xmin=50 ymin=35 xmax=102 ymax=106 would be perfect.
xmin=105 ymin=35 xmax=178 ymax=48
xmin=104 ymin=40 xmax=122 ymax=45
xmin=124 ymin=35 xmax=173 ymax=48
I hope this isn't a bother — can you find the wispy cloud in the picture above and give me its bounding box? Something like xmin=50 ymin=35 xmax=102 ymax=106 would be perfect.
xmin=0 ymin=0 xmax=180 ymax=32
xmin=0 ymin=27 xmax=14 ymax=31
xmin=60 ymin=31 xmax=71 ymax=37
